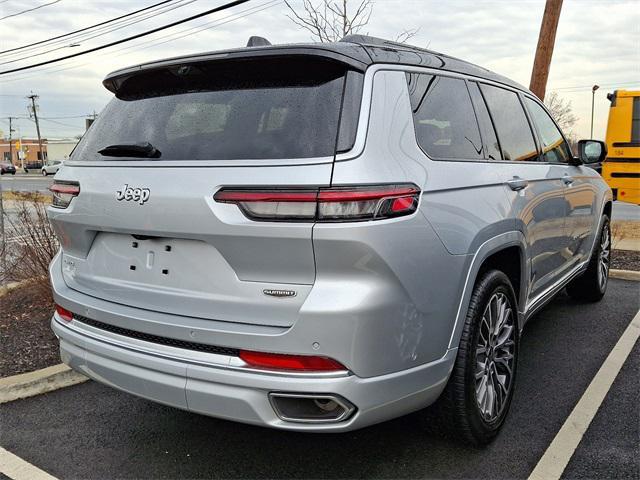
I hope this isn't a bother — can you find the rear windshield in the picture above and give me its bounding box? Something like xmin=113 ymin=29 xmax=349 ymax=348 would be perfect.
xmin=73 ymin=57 xmax=362 ymax=161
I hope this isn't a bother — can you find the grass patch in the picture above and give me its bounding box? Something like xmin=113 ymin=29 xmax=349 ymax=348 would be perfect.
xmin=611 ymin=220 xmax=640 ymax=239
xmin=1 ymin=191 xmax=52 ymax=203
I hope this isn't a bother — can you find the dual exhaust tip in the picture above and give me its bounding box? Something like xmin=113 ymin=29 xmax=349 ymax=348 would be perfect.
xmin=269 ymin=393 xmax=356 ymax=424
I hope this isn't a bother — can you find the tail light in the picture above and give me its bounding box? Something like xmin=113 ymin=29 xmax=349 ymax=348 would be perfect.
xmin=239 ymin=350 xmax=347 ymax=372
xmin=50 ymin=181 xmax=80 ymax=208
xmin=55 ymin=304 xmax=73 ymax=322
xmin=214 ymin=184 xmax=420 ymax=222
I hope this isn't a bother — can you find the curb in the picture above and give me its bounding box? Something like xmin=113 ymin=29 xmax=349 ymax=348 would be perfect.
xmin=610 ymin=269 xmax=640 ymax=281
xmin=0 ymin=364 xmax=88 ymax=404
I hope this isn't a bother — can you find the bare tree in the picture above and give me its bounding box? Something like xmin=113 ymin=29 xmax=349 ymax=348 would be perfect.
xmin=394 ymin=27 xmax=419 ymax=44
xmin=545 ymin=91 xmax=578 ymax=134
xmin=284 ymin=0 xmax=373 ymax=42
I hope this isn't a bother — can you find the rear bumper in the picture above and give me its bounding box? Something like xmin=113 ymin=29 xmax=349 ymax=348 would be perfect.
xmin=49 ymin=232 xmax=459 ymax=431
xmin=53 ymin=315 xmax=455 ymax=431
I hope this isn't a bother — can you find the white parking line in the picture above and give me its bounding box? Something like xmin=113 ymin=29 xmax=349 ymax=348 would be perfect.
xmin=528 ymin=309 xmax=640 ymax=480
xmin=0 ymin=447 xmax=58 ymax=480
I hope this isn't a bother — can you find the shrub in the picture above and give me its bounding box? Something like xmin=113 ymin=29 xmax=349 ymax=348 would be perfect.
xmin=0 ymin=193 xmax=58 ymax=301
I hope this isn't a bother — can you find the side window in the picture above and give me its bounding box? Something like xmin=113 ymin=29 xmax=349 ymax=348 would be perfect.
xmin=480 ymin=84 xmax=538 ymax=161
xmin=524 ymin=97 xmax=573 ymax=163
xmin=406 ymin=73 xmax=483 ymax=160
xmin=467 ymin=82 xmax=501 ymax=160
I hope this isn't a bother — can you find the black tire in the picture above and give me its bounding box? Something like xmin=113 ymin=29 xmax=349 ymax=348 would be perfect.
xmin=566 ymin=215 xmax=610 ymax=302
xmin=425 ymin=270 xmax=519 ymax=445
xmin=42 ymin=170 xmax=48 ymax=176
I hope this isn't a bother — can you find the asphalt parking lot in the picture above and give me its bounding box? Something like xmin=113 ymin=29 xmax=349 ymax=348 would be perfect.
xmin=1 ymin=279 xmax=638 ymax=479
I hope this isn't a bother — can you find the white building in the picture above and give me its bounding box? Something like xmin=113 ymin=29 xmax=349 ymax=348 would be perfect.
xmin=46 ymin=138 xmax=79 ymax=160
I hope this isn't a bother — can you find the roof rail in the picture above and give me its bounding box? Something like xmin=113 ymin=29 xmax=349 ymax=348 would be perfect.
xmin=340 ymin=34 xmax=423 ymax=51
xmin=246 ymin=36 xmax=271 ymax=47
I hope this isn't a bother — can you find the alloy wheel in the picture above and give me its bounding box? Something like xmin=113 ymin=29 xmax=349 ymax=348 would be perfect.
xmin=474 ymin=292 xmax=516 ymax=422
xmin=598 ymin=225 xmax=610 ymax=290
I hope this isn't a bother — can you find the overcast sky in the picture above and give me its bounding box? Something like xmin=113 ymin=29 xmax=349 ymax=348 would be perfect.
xmin=0 ymin=0 xmax=638 ymax=141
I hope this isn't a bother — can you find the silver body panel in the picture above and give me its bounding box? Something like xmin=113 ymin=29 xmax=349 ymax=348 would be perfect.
xmin=49 ymin=62 xmax=611 ymax=431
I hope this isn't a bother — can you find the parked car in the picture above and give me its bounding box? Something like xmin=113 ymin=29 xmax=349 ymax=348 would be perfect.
xmin=24 ymin=161 xmax=43 ymax=171
xmin=47 ymin=35 xmax=612 ymax=445
xmin=42 ymin=159 xmax=64 ymax=176
xmin=0 ymin=162 xmax=16 ymax=175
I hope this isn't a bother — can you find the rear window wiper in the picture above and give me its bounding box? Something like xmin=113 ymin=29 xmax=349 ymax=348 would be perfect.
xmin=97 ymin=142 xmax=161 ymax=158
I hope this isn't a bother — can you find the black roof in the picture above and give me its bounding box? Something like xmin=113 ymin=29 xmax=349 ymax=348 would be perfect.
xmin=103 ymin=35 xmax=527 ymax=94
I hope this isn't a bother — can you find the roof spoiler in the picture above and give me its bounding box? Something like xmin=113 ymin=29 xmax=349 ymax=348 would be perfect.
xmin=102 ymin=47 xmax=369 ymax=94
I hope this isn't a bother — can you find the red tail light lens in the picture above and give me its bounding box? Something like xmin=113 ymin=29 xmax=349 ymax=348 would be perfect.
xmin=55 ymin=304 xmax=73 ymax=322
xmin=50 ymin=181 xmax=80 ymax=209
xmin=239 ymin=350 xmax=347 ymax=372
xmin=214 ymin=184 xmax=420 ymax=222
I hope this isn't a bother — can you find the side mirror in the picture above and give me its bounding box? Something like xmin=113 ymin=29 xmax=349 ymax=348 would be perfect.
xmin=577 ymin=139 xmax=607 ymax=165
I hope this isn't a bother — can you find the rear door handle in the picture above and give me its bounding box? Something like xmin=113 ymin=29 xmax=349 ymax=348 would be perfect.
xmin=506 ymin=177 xmax=528 ymax=191
xmin=563 ymin=175 xmax=574 ymax=185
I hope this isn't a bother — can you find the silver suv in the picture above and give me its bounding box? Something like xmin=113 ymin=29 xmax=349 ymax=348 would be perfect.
xmin=48 ymin=35 xmax=612 ymax=445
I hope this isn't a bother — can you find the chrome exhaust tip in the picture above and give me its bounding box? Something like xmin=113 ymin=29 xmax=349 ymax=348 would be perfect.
xmin=269 ymin=392 xmax=356 ymax=423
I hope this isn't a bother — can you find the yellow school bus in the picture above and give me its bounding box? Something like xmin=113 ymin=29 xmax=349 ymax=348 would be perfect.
xmin=603 ymin=90 xmax=640 ymax=204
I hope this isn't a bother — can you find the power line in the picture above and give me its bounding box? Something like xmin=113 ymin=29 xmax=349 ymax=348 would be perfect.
xmin=0 ymin=0 xmax=62 ymax=22
xmin=0 ymin=0 xmax=198 ymax=62
xmin=41 ymin=114 xmax=94 ymax=119
xmin=0 ymin=0 xmax=250 ymax=75
xmin=0 ymin=1 xmax=278 ymax=81
xmin=39 ymin=118 xmax=83 ymax=129
xmin=0 ymin=0 xmax=200 ymax=65
xmin=84 ymin=0 xmax=279 ymax=61
xmin=0 ymin=0 xmax=173 ymax=54
xmin=0 ymin=0 xmax=279 ymax=83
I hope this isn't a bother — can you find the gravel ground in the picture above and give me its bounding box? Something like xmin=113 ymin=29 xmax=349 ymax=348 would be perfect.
xmin=0 ymin=283 xmax=56 ymax=377
xmin=612 ymin=249 xmax=640 ymax=271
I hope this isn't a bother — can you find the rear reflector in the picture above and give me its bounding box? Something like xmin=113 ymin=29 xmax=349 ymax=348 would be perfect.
xmin=214 ymin=184 xmax=420 ymax=222
xmin=55 ymin=304 xmax=73 ymax=322
xmin=239 ymin=350 xmax=347 ymax=372
xmin=50 ymin=181 xmax=80 ymax=209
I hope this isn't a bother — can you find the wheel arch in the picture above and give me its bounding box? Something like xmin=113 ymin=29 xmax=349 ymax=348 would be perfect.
xmin=447 ymin=231 xmax=528 ymax=350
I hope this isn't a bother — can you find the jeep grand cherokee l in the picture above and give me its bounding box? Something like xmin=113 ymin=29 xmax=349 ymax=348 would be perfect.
xmin=48 ymin=35 xmax=611 ymax=445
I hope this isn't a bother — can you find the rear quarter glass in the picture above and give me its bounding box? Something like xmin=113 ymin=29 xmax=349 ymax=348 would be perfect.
xmin=72 ymin=57 xmax=363 ymax=162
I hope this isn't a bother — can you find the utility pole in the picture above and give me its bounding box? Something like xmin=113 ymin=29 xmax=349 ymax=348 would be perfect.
xmin=7 ymin=116 xmax=16 ymax=164
xmin=529 ymin=0 xmax=563 ymax=100
xmin=27 ymin=92 xmax=45 ymax=166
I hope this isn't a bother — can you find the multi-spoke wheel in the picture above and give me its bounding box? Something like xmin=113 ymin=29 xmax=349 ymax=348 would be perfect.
xmin=567 ymin=214 xmax=611 ymax=302
xmin=426 ymin=269 xmax=519 ymax=445
xmin=475 ymin=292 xmax=516 ymax=422
xmin=598 ymin=225 xmax=610 ymax=290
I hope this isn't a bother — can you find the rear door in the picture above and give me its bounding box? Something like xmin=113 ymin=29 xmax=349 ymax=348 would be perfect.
xmin=476 ymin=82 xmax=570 ymax=302
xmin=522 ymin=95 xmax=597 ymax=269
xmin=48 ymin=56 xmax=363 ymax=328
